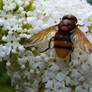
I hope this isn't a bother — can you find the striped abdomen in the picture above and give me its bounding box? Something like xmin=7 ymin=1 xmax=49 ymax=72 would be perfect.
xmin=54 ymin=32 xmax=73 ymax=58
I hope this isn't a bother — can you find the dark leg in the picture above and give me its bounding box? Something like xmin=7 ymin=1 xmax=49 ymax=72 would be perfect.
xmin=40 ymin=37 xmax=54 ymax=53
xmin=69 ymin=54 xmax=71 ymax=62
xmin=77 ymin=24 xmax=84 ymax=27
xmin=69 ymin=48 xmax=74 ymax=62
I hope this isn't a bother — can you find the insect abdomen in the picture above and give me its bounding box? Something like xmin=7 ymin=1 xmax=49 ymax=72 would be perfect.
xmin=54 ymin=32 xmax=73 ymax=58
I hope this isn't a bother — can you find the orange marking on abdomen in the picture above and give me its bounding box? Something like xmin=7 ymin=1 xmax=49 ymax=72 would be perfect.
xmin=54 ymin=40 xmax=73 ymax=47
xmin=54 ymin=48 xmax=71 ymax=58
xmin=54 ymin=32 xmax=73 ymax=58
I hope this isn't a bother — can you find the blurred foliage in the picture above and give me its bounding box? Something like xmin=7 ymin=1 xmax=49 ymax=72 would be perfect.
xmin=88 ymin=23 xmax=92 ymax=34
xmin=0 ymin=26 xmax=8 ymax=44
xmin=0 ymin=85 xmax=16 ymax=92
xmin=22 ymin=23 xmax=32 ymax=30
xmin=87 ymin=0 xmax=92 ymax=5
xmin=37 ymin=81 xmax=45 ymax=92
xmin=24 ymin=0 xmax=35 ymax=12
xmin=0 ymin=0 xmax=3 ymax=10
xmin=0 ymin=61 xmax=16 ymax=92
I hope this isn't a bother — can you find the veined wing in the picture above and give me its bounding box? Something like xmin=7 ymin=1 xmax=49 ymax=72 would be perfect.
xmin=71 ymin=27 xmax=92 ymax=53
xmin=24 ymin=25 xmax=58 ymax=52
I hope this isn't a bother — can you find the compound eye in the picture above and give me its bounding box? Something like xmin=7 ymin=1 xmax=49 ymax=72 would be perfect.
xmin=62 ymin=15 xmax=78 ymax=23
xmin=71 ymin=16 xmax=77 ymax=23
xmin=62 ymin=15 xmax=68 ymax=20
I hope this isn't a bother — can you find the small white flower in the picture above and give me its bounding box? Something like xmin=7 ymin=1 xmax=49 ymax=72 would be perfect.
xmin=6 ymin=23 xmax=19 ymax=31
xmin=0 ymin=12 xmax=21 ymax=32
xmin=13 ymin=72 xmax=21 ymax=80
xmin=0 ymin=11 xmax=12 ymax=25
xmin=5 ymin=18 xmax=19 ymax=31
xmin=21 ymin=64 xmax=25 ymax=69
xmin=19 ymin=7 xmax=24 ymax=12
xmin=6 ymin=62 xmax=11 ymax=66
xmin=45 ymin=81 xmax=53 ymax=89
xmin=3 ymin=35 xmax=22 ymax=54
xmin=54 ymin=81 xmax=65 ymax=92
xmin=89 ymin=88 xmax=92 ymax=92
xmin=18 ymin=45 xmax=25 ymax=52
xmin=45 ymin=89 xmax=54 ymax=92
xmin=3 ymin=0 xmax=16 ymax=11
xmin=29 ymin=55 xmax=44 ymax=69
xmin=81 ymin=63 xmax=89 ymax=73
xmin=72 ymin=60 xmax=80 ymax=66
xmin=27 ymin=17 xmax=38 ymax=27
xmin=42 ymin=71 xmax=55 ymax=82
xmin=23 ymin=82 xmax=30 ymax=87
xmin=16 ymin=0 xmax=24 ymax=6
xmin=25 ymin=1 xmax=30 ymax=6
xmin=64 ymin=76 xmax=71 ymax=85
xmin=88 ymin=54 xmax=92 ymax=67
xmin=30 ymin=70 xmax=34 ymax=73
xmin=25 ymin=88 xmax=35 ymax=92
xmin=42 ymin=71 xmax=55 ymax=89
xmin=49 ymin=63 xmax=59 ymax=71
xmin=0 ymin=45 xmax=9 ymax=61
xmin=71 ymin=69 xmax=81 ymax=78
xmin=18 ymin=54 xmax=34 ymax=65
xmin=75 ymin=86 xmax=88 ymax=92
xmin=56 ymin=72 xmax=65 ymax=82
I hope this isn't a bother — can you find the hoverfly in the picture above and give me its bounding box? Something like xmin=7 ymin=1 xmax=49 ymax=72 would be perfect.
xmin=24 ymin=14 xmax=92 ymax=62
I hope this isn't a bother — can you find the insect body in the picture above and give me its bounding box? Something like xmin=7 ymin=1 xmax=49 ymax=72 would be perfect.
xmin=24 ymin=14 xmax=92 ymax=61
xmin=54 ymin=31 xmax=73 ymax=59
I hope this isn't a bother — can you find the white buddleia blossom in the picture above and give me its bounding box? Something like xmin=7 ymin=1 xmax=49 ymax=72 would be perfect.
xmin=0 ymin=0 xmax=92 ymax=92
xmin=3 ymin=0 xmax=17 ymax=11
xmin=0 ymin=45 xmax=8 ymax=61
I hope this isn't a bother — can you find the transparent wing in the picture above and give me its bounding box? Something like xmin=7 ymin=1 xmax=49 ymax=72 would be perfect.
xmin=24 ymin=25 xmax=58 ymax=52
xmin=71 ymin=28 xmax=92 ymax=53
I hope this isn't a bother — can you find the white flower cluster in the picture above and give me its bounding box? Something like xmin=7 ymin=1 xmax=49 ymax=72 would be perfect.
xmin=0 ymin=0 xmax=92 ymax=92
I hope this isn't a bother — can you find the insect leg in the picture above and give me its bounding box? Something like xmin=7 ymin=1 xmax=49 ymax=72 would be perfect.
xmin=69 ymin=54 xmax=71 ymax=62
xmin=77 ymin=24 xmax=84 ymax=27
xmin=69 ymin=48 xmax=74 ymax=62
xmin=40 ymin=37 xmax=54 ymax=53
